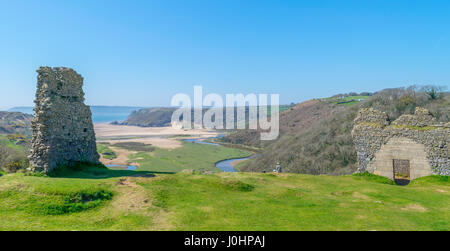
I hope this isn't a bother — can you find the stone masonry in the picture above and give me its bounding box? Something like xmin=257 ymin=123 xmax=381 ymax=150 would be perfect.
xmin=29 ymin=67 xmax=100 ymax=173
xmin=352 ymin=107 xmax=449 ymax=180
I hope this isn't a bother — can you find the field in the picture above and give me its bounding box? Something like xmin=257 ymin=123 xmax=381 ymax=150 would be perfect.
xmin=0 ymin=165 xmax=448 ymax=231
xmin=97 ymin=144 xmax=117 ymax=160
xmin=124 ymin=141 xmax=252 ymax=173
xmin=325 ymin=95 xmax=370 ymax=106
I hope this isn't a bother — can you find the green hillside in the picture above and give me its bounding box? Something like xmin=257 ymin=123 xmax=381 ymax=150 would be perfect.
xmin=122 ymin=107 xmax=176 ymax=127
xmin=231 ymin=87 xmax=449 ymax=175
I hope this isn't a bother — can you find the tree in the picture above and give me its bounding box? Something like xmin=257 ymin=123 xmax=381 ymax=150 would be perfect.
xmin=421 ymin=85 xmax=446 ymax=100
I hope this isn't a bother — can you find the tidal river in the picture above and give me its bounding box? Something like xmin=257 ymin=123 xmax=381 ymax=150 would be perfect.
xmin=184 ymin=136 xmax=256 ymax=172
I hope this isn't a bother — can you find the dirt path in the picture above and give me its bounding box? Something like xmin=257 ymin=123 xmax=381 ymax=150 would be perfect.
xmin=110 ymin=177 xmax=173 ymax=230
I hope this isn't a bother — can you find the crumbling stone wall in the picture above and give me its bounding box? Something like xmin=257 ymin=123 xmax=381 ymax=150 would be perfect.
xmin=352 ymin=107 xmax=449 ymax=179
xmin=29 ymin=67 xmax=100 ymax=173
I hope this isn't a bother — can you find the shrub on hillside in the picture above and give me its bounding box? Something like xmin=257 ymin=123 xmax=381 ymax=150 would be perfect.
xmin=0 ymin=144 xmax=29 ymax=173
xmin=39 ymin=188 xmax=114 ymax=215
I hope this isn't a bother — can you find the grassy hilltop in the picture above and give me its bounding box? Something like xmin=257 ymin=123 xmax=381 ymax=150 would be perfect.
xmin=0 ymin=165 xmax=448 ymax=231
xmin=0 ymin=87 xmax=448 ymax=231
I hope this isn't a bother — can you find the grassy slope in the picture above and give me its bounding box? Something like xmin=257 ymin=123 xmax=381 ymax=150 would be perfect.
xmin=127 ymin=141 xmax=252 ymax=173
xmin=0 ymin=167 xmax=448 ymax=231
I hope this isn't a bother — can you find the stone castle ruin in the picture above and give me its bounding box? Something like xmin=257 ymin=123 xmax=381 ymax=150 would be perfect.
xmin=29 ymin=67 xmax=100 ymax=173
xmin=352 ymin=107 xmax=449 ymax=184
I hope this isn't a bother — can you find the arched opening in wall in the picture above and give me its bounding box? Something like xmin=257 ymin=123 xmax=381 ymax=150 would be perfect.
xmin=393 ymin=159 xmax=410 ymax=186
xmin=368 ymin=137 xmax=432 ymax=184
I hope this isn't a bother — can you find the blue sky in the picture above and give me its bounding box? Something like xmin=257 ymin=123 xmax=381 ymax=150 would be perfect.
xmin=0 ymin=0 xmax=449 ymax=109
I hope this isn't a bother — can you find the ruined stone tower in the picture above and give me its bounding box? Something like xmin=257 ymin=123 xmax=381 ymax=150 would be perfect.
xmin=352 ymin=107 xmax=449 ymax=183
xmin=29 ymin=67 xmax=100 ymax=173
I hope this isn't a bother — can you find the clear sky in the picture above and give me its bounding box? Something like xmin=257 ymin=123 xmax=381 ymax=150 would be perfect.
xmin=0 ymin=0 xmax=449 ymax=109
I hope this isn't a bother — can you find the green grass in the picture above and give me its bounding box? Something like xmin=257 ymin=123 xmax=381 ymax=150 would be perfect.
xmin=97 ymin=144 xmax=117 ymax=160
xmin=0 ymin=165 xmax=448 ymax=231
xmin=410 ymin=175 xmax=449 ymax=185
xmin=128 ymin=141 xmax=252 ymax=173
xmin=352 ymin=172 xmax=396 ymax=185
xmin=47 ymin=162 xmax=151 ymax=179
xmin=144 ymin=173 xmax=449 ymax=231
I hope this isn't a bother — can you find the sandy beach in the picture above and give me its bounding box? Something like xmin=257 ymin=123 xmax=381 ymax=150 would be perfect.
xmin=95 ymin=123 xmax=219 ymax=138
xmin=94 ymin=123 xmax=220 ymax=149
xmin=95 ymin=123 xmax=221 ymax=166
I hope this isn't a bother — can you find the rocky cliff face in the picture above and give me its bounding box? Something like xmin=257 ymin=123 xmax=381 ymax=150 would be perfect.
xmin=122 ymin=107 xmax=176 ymax=127
xmin=352 ymin=107 xmax=449 ymax=178
xmin=29 ymin=67 xmax=99 ymax=173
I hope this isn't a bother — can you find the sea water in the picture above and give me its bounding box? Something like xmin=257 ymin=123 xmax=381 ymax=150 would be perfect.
xmin=8 ymin=106 xmax=142 ymax=123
